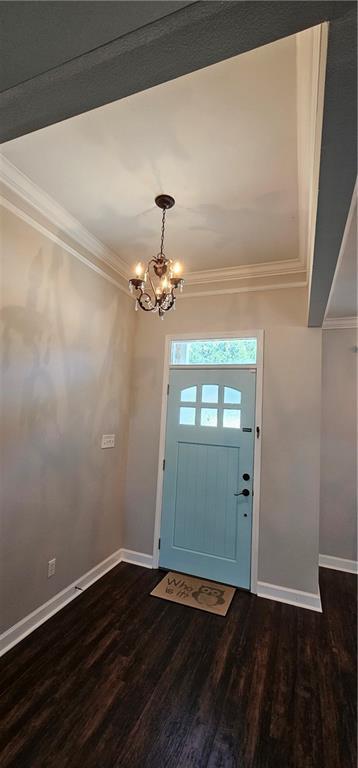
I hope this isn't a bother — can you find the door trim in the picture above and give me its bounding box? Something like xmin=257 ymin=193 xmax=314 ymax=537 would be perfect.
xmin=152 ymin=330 xmax=264 ymax=594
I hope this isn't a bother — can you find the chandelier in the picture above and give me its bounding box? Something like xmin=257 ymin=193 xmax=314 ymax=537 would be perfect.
xmin=129 ymin=194 xmax=184 ymax=317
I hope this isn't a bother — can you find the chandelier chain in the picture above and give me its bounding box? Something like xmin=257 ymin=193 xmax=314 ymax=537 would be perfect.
xmin=159 ymin=208 xmax=166 ymax=256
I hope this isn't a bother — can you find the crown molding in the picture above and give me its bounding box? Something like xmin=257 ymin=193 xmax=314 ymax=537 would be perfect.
xmin=186 ymin=258 xmax=304 ymax=285
xmin=179 ymin=280 xmax=307 ymax=299
xmin=322 ymin=316 xmax=358 ymax=329
xmin=0 ymin=154 xmax=308 ymax=293
xmin=0 ymin=155 xmax=129 ymax=279
xmin=2 ymin=187 xmax=307 ymax=306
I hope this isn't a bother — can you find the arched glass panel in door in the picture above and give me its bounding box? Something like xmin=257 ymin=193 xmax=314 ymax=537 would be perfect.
xmin=178 ymin=384 xmax=242 ymax=429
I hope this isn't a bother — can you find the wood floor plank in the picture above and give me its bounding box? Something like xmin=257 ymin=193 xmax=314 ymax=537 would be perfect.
xmin=0 ymin=565 xmax=356 ymax=768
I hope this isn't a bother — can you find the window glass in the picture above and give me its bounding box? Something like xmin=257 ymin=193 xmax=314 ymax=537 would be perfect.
xmin=180 ymin=386 xmax=197 ymax=402
xmin=200 ymin=408 xmax=218 ymax=427
xmin=202 ymin=384 xmax=219 ymax=403
xmin=223 ymin=409 xmax=241 ymax=429
xmin=179 ymin=407 xmax=196 ymax=426
xmin=171 ymin=338 xmax=257 ymax=365
xmin=224 ymin=387 xmax=241 ymax=404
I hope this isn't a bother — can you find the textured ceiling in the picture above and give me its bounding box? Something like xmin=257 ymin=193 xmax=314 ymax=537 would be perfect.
xmin=0 ymin=2 xmax=192 ymax=92
xmin=1 ymin=30 xmax=313 ymax=275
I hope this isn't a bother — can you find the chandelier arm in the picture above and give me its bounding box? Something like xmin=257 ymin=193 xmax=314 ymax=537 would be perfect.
xmin=138 ymin=289 xmax=157 ymax=312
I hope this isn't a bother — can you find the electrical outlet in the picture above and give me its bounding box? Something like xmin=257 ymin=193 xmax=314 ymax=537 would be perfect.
xmin=101 ymin=434 xmax=115 ymax=449
xmin=48 ymin=558 xmax=56 ymax=578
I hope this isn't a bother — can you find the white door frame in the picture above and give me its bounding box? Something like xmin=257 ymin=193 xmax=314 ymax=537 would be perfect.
xmin=152 ymin=329 xmax=264 ymax=594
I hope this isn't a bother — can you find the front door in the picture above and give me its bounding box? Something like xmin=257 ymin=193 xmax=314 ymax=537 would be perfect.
xmin=159 ymin=369 xmax=256 ymax=589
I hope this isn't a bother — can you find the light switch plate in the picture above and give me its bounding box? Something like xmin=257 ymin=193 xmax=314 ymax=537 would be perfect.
xmin=48 ymin=558 xmax=56 ymax=578
xmin=101 ymin=434 xmax=115 ymax=449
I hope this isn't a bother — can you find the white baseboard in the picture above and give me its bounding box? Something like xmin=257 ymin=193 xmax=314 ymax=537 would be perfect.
xmin=319 ymin=554 xmax=358 ymax=574
xmin=0 ymin=547 xmax=153 ymax=657
xmin=257 ymin=581 xmax=322 ymax=613
xmin=2 ymin=552 xmax=331 ymax=655
xmin=121 ymin=548 xmax=154 ymax=569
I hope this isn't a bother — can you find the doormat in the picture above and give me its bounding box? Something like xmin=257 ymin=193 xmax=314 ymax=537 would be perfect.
xmin=150 ymin=571 xmax=236 ymax=616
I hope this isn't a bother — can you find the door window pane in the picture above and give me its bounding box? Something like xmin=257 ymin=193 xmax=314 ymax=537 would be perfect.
xmin=224 ymin=387 xmax=241 ymax=404
xmin=180 ymin=407 xmax=196 ymax=426
xmin=223 ymin=409 xmax=241 ymax=429
xmin=202 ymin=384 xmax=219 ymax=403
xmin=181 ymin=386 xmax=197 ymax=402
xmin=200 ymin=408 xmax=218 ymax=427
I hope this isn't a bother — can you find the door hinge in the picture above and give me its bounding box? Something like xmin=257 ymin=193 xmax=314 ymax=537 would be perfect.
xmin=256 ymin=426 xmax=260 ymax=438
xmin=167 ymin=384 xmax=170 ymax=395
xmin=158 ymin=538 xmax=161 ymax=550
xmin=162 ymin=458 xmax=166 ymax=471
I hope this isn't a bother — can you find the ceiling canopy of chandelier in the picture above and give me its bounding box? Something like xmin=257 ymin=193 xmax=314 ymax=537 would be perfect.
xmin=129 ymin=194 xmax=183 ymax=318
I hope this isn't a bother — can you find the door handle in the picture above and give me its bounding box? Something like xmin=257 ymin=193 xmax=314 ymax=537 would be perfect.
xmin=234 ymin=489 xmax=250 ymax=497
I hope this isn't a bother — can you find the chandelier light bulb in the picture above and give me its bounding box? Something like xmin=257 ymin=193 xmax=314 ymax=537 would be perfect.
xmin=173 ymin=261 xmax=182 ymax=275
xmin=135 ymin=262 xmax=144 ymax=278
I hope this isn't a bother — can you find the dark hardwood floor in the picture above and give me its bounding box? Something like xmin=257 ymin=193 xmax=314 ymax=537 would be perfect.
xmin=0 ymin=565 xmax=356 ymax=768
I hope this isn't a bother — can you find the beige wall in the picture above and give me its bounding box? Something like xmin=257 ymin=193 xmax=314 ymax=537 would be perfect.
xmin=124 ymin=287 xmax=322 ymax=595
xmin=0 ymin=204 xmax=325 ymax=633
xmin=320 ymin=329 xmax=357 ymax=561
xmin=0 ymin=207 xmax=135 ymax=632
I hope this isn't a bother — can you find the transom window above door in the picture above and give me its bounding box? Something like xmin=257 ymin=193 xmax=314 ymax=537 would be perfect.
xmin=171 ymin=337 xmax=257 ymax=365
xmin=179 ymin=384 xmax=242 ymax=428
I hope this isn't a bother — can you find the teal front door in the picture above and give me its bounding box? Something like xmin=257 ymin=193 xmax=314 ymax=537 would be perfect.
xmin=159 ymin=369 xmax=256 ymax=589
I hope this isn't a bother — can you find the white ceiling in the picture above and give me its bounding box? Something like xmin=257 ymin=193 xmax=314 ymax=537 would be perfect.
xmin=1 ymin=27 xmax=319 ymax=278
xmin=325 ymin=189 xmax=357 ymax=320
